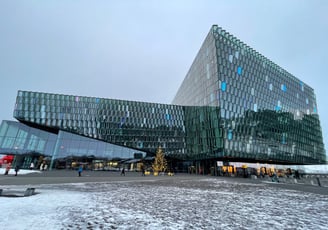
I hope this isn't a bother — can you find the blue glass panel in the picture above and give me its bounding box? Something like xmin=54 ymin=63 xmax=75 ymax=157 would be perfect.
xmin=166 ymin=114 xmax=171 ymax=120
xmin=95 ymin=98 xmax=100 ymax=103
xmin=281 ymin=84 xmax=287 ymax=92
xmin=221 ymin=82 xmax=227 ymax=91
xmin=237 ymin=66 xmax=242 ymax=75
xmin=314 ymin=107 xmax=317 ymax=113
xmin=228 ymin=130 xmax=233 ymax=140
xmin=275 ymin=106 xmax=281 ymax=111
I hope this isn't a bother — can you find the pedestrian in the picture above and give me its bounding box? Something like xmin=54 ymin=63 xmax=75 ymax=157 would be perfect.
xmin=40 ymin=162 xmax=44 ymax=171
xmin=4 ymin=163 xmax=11 ymax=175
xmin=78 ymin=165 xmax=83 ymax=177
xmin=295 ymin=170 xmax=300 ymax=179
xmin=14 ymin=165 xmax=19 ymax=176
xmin=121 ymin=168 xmax=125 ymax=176
xmin=272 ymin=172 xmax=279 ymax=182
xmin=141 ymin=167 xmax=145 ymax=176
xmin=29 ymin=162 xmax=34 ymax=170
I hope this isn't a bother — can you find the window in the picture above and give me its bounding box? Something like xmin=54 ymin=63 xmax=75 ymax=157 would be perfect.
xmin=228 ymin=130 xmax=233 ymax=140
xmin=253 ymin=103 xmax=258 ymax=112
xmin=235 ymin=51 xmax=239 ymax=59
xmin=281 ymin=84 xmax=287 ymax=92
xmin=237 ymin=66 xmax=242 ymax=75
xmin=300 ymin=81 xmax=304 ymax=91
xmin=229 ymin=54 xmax=233 ymax=63
xmin=277 ymin=100 xmax=281 ymax=107
xmin=221 ymin=81 xmax=227 ymax=91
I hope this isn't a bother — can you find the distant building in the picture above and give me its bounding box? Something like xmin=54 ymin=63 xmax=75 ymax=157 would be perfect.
xmin=0 ymin=25 xmax=325 ymax=171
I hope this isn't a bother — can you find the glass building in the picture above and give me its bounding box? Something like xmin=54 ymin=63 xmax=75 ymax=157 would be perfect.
xmin=173 ymin=25 xmax=326 ymax=166
xmin=0 ymin=25 xmax=326 ymax=171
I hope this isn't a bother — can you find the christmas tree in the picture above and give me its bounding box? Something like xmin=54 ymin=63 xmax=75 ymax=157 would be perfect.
xmin=152 ymin=146 xmax=167 ymax=174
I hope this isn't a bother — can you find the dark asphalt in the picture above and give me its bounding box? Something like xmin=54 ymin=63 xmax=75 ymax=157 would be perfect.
xmin=1 ymin=170 xmax=327 ymax=196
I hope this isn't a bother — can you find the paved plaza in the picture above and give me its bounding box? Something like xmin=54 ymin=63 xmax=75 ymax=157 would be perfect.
xmin=1 ymin=169 xmax=328 ymax=195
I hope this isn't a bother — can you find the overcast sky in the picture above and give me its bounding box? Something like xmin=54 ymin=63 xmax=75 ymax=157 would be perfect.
xmin=0 ymin=1 xmax=327 ymax=154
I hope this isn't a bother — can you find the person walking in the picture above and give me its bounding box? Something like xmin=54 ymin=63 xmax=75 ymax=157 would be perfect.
xmin=40 ymin=162 xmax=44 ymax=171
xmin=121 ymin=167 xmax=125 ymax=176
xmin=4 ymin=163 xmax=11 ymax=175
xmin=14 ymin=165 xmax=19 ymax=176
xmin=29 ymin=162 xmax=34 ymax=170
xmin=78 ymin=165 xmax=83 ymax=177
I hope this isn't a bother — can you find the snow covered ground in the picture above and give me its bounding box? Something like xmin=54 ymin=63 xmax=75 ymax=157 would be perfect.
xmin=1 ymin=177 xmax=328 ymax=230
xmin=0 ymin=168 xmax=41 ymax=175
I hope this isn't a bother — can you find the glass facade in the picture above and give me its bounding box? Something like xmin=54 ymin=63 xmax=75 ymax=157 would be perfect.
xmin=0 ymin=120 xmax=57 ymax=162
xmin=0 ymin=25 xmax=325 ymax=170
xmin=13 ymin=91 xmax=186 ymax=158
xmin=173 ymin=25 xmax=326 ymax=164
xmin=0 ymin=120 xmax=147 ymax=169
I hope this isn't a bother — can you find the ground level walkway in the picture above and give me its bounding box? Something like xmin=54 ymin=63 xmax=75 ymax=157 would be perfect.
xmin=1 ymin=169 xmax=327 ymax=195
